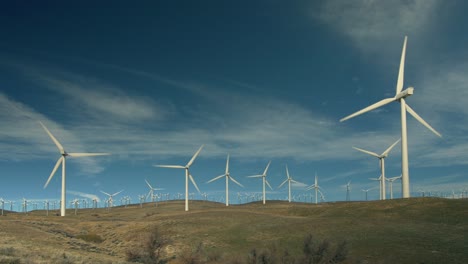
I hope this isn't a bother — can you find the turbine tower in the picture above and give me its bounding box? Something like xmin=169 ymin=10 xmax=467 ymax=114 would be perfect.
xmin=369 ymin=175 xmax=383 ymax=200
xmin=39 ymin=121 xmax=110 ymax=216
xmin=278 ymin=165 xmax=304 ymax=203
xmin=247 ymin=161 xmax=273 ymax=204
xmin=340 ymin=36 xmax=442 ymax=198
xmin=207 ymin=154 xmax=243 ymax=206
xmin=154 ymin=145 xmax=204 ymax=211
xmin=353 ymin=139 xmax=400 ymax=200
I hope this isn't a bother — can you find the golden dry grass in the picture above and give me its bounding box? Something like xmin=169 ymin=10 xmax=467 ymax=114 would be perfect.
xmin=0 ymin=198 xmax=466 ymax=263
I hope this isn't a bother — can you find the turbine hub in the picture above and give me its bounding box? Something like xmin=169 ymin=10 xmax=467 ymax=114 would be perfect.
xmin=395 ymin=87 xmax=414 ymax=100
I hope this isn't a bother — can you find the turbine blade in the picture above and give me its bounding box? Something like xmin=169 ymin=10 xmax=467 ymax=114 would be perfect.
xmin=225 ymin=154 xmax=230 ymax=175
xmin=263 ymin=161 xmax=271 ymax=176
xmin=154 ymin=165 xmax=186 ymax=169
xmin=145 ymin=179 xmax=153 ymax=189
xmin=247 ymin=174 xmax=263 ymax=178
xmin=285 ymin=165 xmax=290 ymax=179
xmin=207 ymin=174 xmax=225 ymax=183
xmin=396 ymin=36 xmax=407 ymax=94
xmin=189 ymin=174 xmax=201 ymax=193
xmin=44 ymin=156 xmax=63 ymax=188
xmin=100 ymin=190 xmax=111 ymax=196
xmin=381 ymin=138 xmax=401 ymax=156
xmin=68 ymin=153 xmax=110 ymax=157
xmin=353 ymin=147 xmax=380 ymax=158
xmin=278 ymin=179 xmax=288 ymax=189
xmin=406 ymin=104 xmax=442 ymax=137
xmin=340 ymin=98 xmax=395 ymax=122
xmin=265 ymin=179 xmax=273 ymax=190
xmin=229 ymin=176 xmax=244 ymax=187
xmin=112 ymin=190 xmax=124 ymax=196
xmin=39 ymin=121 xmax=65 ymax=153
xmin=186 ymin=145 xmax=204 ymax=167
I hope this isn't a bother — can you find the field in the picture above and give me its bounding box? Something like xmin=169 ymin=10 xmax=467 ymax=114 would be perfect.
xmin=0 ymin=198 xmax=467 ymax=263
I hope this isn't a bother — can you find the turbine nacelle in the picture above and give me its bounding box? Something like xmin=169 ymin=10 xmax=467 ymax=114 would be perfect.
xmin=394 ymin=87 xmax=414 ymax=101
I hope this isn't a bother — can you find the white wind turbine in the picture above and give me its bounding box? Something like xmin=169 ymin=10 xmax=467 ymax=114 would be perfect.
xmin=340 ymin=36 xmax=442 ymax=198
xmin=345 ymin=180 xmax=351 ymax=201
xmin=39 ymin=121 xmax=110 ymax=216
xmin=386 ymin=175 xmax=402 ymax=199
xmin=145 ymin=179 xmax=163 ymax=203
xmin=278 ymin=165 xmax=305 ymax=203
xmin=100 ymin=190 xmax=123 ymax=208
xmin=361 ymin=188 xmax=373 ymax=201
xmin=353 ymin=139 xmax=400 ymax=201
xmin=306 ymin=173 xmax=324 ymax=204
xmin=154 ymin=145 xmax=204 ymax=211
xmin=247 ymin=161 xmax=273 ymax=205
xmin=207 ymin=154 xmax=244 ymax=206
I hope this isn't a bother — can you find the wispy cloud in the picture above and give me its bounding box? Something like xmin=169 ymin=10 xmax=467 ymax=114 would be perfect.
xmin=68 ymin=190 xmax=101 ymax=202
xmin=0 ymin=92 xmax=108 ymax=174
xmin=313 ymin=0 xmax=441 ymax=50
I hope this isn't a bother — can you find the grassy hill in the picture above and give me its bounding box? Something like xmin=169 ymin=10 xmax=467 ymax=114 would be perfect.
xmin=0 ymin=198 xmax=466 ymax=263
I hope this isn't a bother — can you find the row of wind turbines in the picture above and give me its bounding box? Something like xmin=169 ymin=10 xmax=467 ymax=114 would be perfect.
xmin=38 ymin=36 xmax=442 ymax=216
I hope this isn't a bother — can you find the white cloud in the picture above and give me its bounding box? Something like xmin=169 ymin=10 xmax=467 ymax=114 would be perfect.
xmin=68 ymin=190 xmax=101 ymax=202
xmin=0 ymin=92 xmax=108 ymax=174
xmin=313 ymin=0 xmax=440 ymax=50
xmin=34 ymin=73 xmax=168 ymax=123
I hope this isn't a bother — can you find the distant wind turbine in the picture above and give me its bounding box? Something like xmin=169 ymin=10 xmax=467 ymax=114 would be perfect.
xmin=361 ymin=188 xmax=373 ymax=201
xmin=207 ymin=154 xmax=243 ymax=206
xmin=154 ymin=145 xmax=204 ymax=211
xmin=278 ymin=165 xmax=305 ymax=203
xmin=386 ymin=175 xmax=402 ymax=199
xmin=353 ymin=139 xmax=400 ymax=200
xmin=345 ymin=180 xmax=351 ymax=201
xmin=340 ymin=36 xmax=442 ymax=198
xmin=247 ymin=161 xmax=273 ymax=205
xmin=307 ymin=173 xmax=324 ymax=204
xmin=100 ymin=190 xmax=123 ymax=208
xmin=145 ymin=179 xmax=163 ymax=203
xmin=39 ymin=121 xmax=110 ymax=216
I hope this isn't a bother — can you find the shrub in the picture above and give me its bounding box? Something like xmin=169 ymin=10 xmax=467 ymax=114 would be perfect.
xmin=126 ymin=226 xmax=169 ymax=264
xmin=76 ymin=233 xmax=104 ymax=243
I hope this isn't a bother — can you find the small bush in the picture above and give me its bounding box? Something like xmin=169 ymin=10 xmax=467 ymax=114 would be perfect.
xmin=0 ymin=258 xmax=21 ymax=264
xmin=76 ymin=233 xmax=104 ymax=243
xmin=126 ymin=226 xmax=169 ymax=264
xmin=0 ymin=248 xmax=15 ymax=257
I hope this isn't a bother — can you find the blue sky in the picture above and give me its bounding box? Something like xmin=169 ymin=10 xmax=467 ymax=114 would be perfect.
xmin=1 ymin=1 xmax=467 ymax=209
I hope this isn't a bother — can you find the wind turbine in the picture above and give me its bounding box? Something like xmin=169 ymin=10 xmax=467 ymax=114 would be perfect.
xmin=145 ymin=179 xmax=163 ymax=203
xmin=0 ymin=198 xmax=4 ymax=216
xmin=247 ymin=161 xmax=273 ymax=205
xmin=207 ymin=154 xmax=244 ymax=206
xmin=278 ymin=165 xmax=305 ymax=203
xmin=154 ymin=145 xmax=204 ymax=211
xmin=361 ymin=188 xmax=373 ymax=201
xmin=340 ymin=36 xmax=442 ymax=198
xmin=387 ymin=175 xmax=402 ymax=199
xmin=353 ymin=139 xmax=400 ymax=200
xmin=39 ymin=121 xmax=110 ymax=216
xmin=345 ymin=180 xmax=352 ymax=201
xmin=100 ymin=190 xmax=123 ymax=208
xmin=307 ymin=173 xmax=324 ymax=204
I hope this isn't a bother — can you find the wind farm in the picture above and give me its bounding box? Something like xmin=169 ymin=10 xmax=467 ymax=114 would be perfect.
xmin=2 ymin=1 xmax=468 ymax=263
